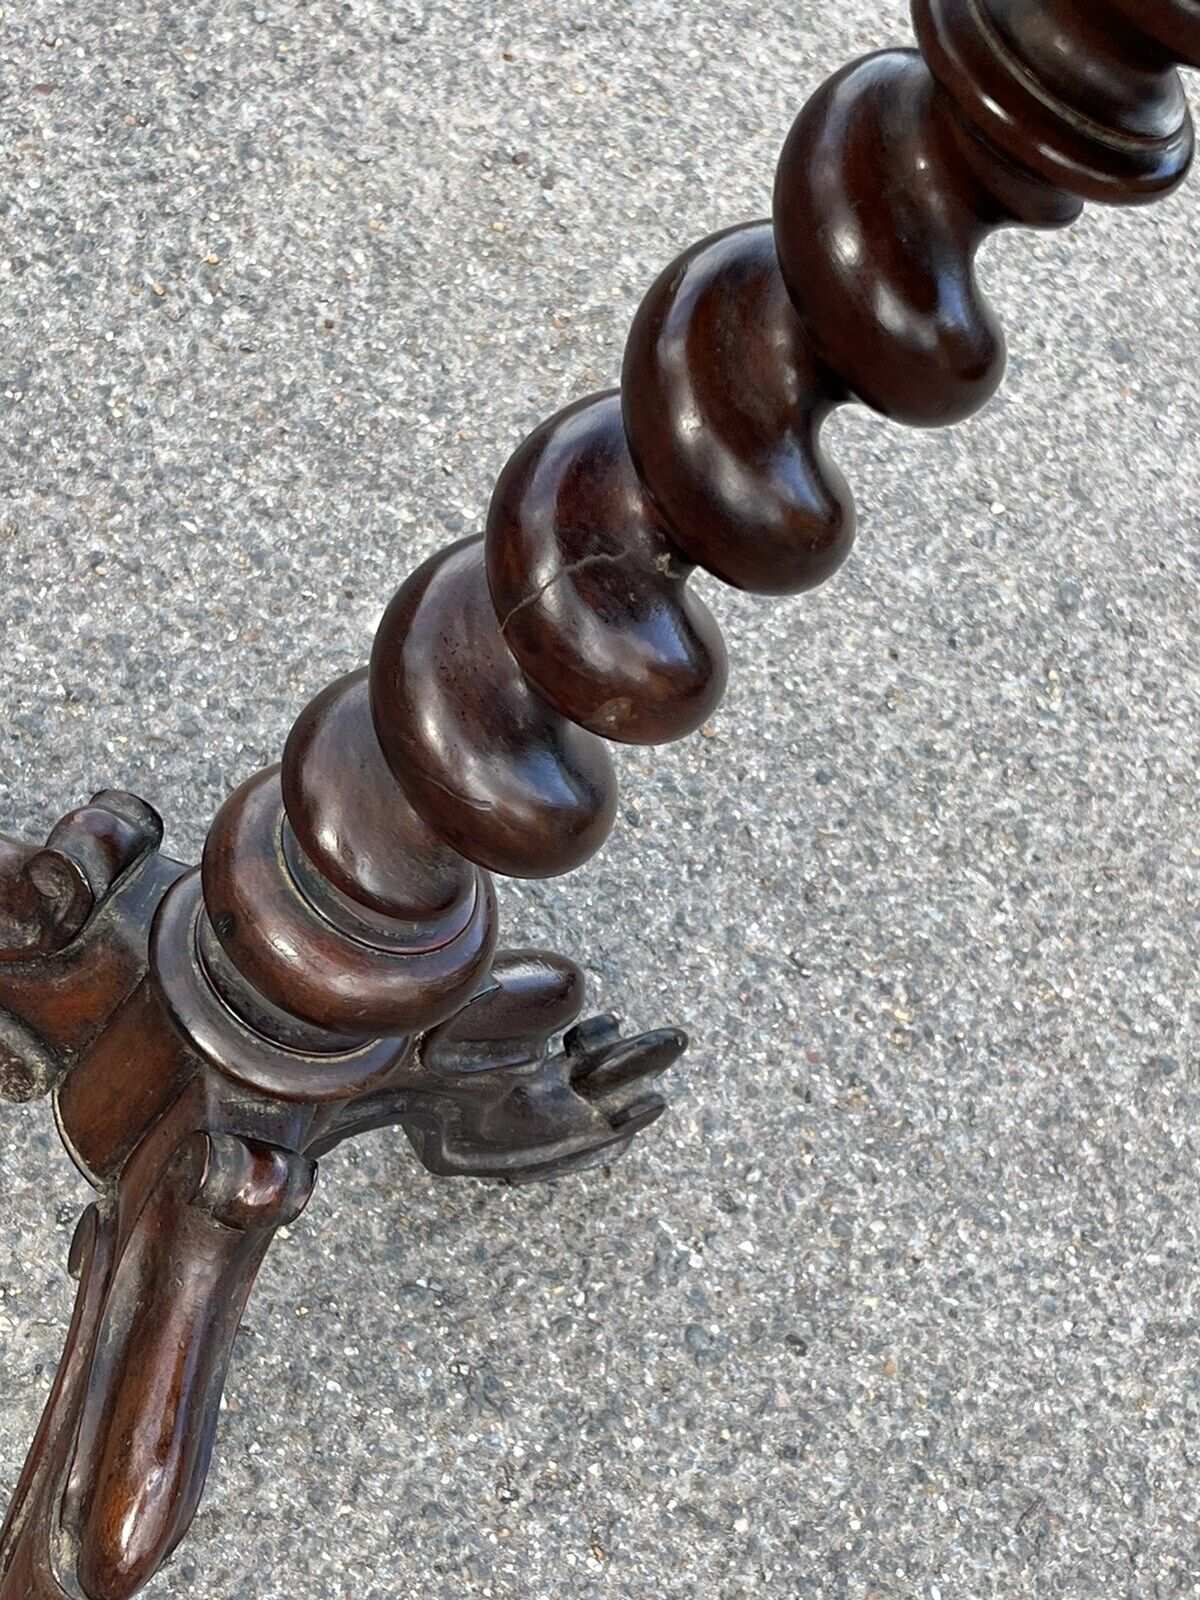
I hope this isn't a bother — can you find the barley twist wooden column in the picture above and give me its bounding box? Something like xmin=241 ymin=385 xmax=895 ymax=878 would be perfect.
xmin=0 ymin=3 xmax=1196 ymax=1595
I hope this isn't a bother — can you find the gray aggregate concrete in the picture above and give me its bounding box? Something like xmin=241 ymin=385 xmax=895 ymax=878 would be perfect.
xmin=1 ymin=2 xmax=1198 ymax=1596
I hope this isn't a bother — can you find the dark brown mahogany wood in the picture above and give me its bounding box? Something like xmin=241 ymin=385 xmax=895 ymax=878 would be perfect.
xmin=2 ymin=3 xmax=1197 ymax=1594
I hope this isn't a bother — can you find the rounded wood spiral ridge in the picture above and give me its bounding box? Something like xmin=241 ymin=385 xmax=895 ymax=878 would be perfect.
xmin=195 ymin=0 xmax=1198 ymax=1042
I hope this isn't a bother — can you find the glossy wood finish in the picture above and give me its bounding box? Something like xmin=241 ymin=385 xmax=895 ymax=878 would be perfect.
xmin=623 ymin=224 xmax=854 ymax=595
xmin=1 ymin=3 xmax=1196 ymax=1594
xmin=487 ymin=393 xmax=728 ymax=741
xmin=0 ymin=802 xmax=679 ymax=1599
xmin=371 ymin=536 xmax=620 ymax=876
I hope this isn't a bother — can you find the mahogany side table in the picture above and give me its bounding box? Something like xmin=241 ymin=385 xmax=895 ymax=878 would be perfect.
xmin=1 ymin=2 xmax=1197 ymax=1595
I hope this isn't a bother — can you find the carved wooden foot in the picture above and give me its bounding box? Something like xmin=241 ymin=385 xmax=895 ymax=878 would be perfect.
xmin=0 ymin=1139 xmax=314 ymax=1600
xmin=4 ymin=1 xmax=1198 ymax=1592
xmin=0 ymin=794 xmax=679 ymax=1598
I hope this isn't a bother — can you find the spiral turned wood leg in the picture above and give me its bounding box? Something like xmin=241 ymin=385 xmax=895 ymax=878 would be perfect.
xmin=1 ymin=2 xmax=1197 ymax=1595
xmin=197 ymin=0 xmax=1200 ymax=1030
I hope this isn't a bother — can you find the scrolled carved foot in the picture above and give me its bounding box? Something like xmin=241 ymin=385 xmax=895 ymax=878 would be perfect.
xmin=0 ymin=791 xmax=168 ymax=1104
xmin=497 ymin=1009 xmax=684 ymax=1185
xmin=410 ymin=950 xmax=685 ymax=1184
xmin=0 ymin=1134 xmax=314 ymax=1600
xmin=308 ymin=951 xmax=686 ymax=1184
